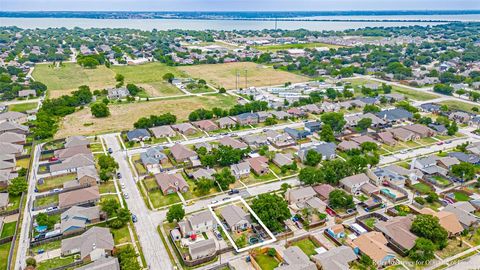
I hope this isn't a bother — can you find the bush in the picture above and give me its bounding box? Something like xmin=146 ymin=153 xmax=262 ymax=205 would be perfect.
xmin=26 ymin=258 xmax=36 ymax=267
xmin=414 ymin=197 xmax=426 ymax=205
xmin=267 ymin=248 xmax=276 ymax=257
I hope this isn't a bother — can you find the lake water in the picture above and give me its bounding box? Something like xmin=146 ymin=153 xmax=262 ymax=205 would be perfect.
xmin=1 ymin=14 xmax=479 ymax=31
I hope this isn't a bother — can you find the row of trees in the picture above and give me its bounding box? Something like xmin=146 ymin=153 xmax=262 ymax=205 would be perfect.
xmin=197 ymin=145 xmax=250 ymax=167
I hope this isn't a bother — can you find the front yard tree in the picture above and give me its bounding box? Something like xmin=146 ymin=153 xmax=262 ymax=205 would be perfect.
xmin=451 ymin=162 xmax=475 ymax=181
xmin=195 ymin=177 xmax=214 ymax=195
xmin=447 ymin=121 xmax=458 ymax=136
xmin=167 ymin=204 xmax=185 ymax=223
xmin=299 ymin=167 xmax=320 ymax=185
xmin=305 ymin=149 xmax=322 ymax=166
xmin=251 ymin=194 xmax=290 ymax=232
xmin=91 ymin=103 xmax=110 ymax=118
xmin=162 ymin=72 xmax=175 ymax=83
xmin=320 ymin=124 xmax=335 ymax=142
xmin=213 ymin=168 xmax=236 ymax=190
xmin=357 ymin=117 xmax=372 ymax=131
xmin=409 ymin=238 xmax=436 ymax=263
xmin=8 ymin=176 xmax=27 ymax=196
xmin=101 ymin=198 xmax=120 ymax=216
xmin=411 ymin=214 xmax=448 ymax=248
xmin=117 ymin=244 xmax=141 ymax=270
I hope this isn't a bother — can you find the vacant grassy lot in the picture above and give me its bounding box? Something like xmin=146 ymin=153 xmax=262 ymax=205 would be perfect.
xmin=411 ymin=183 xmax=433 ymax=194
xmin=8 ymin=102 xmax=38 ymax=112
xmin=112 ymin=62 xmax=185 ymax=97
xmin=36 ymin=173 xmax=76 ymax=192
xmin=179 ymin=62 xmax=309 ymax=89
xmin=254 ymin=253 xmax=280 ymax=270
xmin=57 ymin=94 xmax=237 ymax=137
xmin=439 ymin=100 xmax=480 ymax=114
xmin=33 ymin=63 xmax=116 ymax=98
xmin=254 ymin=42 xmax=343 ymax=51
xmin=291 ymin=238 xmax=318 ymax=256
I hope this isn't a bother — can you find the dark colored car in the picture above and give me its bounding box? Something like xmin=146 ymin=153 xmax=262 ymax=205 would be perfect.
xmin=228 ymin=189 xmax=239 ymax=195
xmin=132 ymin=214 xmax=138 ymax=223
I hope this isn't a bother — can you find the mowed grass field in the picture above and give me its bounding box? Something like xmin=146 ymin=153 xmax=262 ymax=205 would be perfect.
xmin=33 ymin=63 xmax=116 ymax=98
xmin=439 ymin=100 xmax=479 ymax=114
xmin=254 ymin=42 xmax=344 ymax=51
xmin=178 ymin=62 xmax=309 ymax=89
xmin=56 ymin=94 xmax=237 ymax=137
xmin=111 ymin=62 xmax=186 ymax=97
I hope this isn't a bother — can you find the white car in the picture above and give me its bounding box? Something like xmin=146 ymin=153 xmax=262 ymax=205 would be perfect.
xmin=121 ymin=183 xmax=125 ymax=189
xmin=124 ymin=193 xmax=129 ymax=199
xmin=211 ymin=200 xmax=219 ymax=204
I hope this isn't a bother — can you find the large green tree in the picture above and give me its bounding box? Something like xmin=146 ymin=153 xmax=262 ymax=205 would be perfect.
xmin=320 ymin=124 xmax=335 ymax=142
xmin=411 ymin=214 xmax=448 ymax=248
xmin=166 ymin=204 xmax=185 ymax=223
xmin=251 ymin=194 xmax=290 ymax=232
xmin=321 ymin=112 xmax=346 ymax=133
xmin=450 ymin=162 xmax=475 ymax=181
xmin=329 ymin=190 xmax=354 ymax=210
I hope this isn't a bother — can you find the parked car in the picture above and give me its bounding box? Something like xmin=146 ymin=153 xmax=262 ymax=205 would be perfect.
xmin=211 ymin=200 xmax=218 ymax=204
xmin=117 ymin=172 xmax=121 ymax=178
xmin=228 ymin=189 xmax=239 ymax=195
xmin=108 ymin=148 xmax=113 ymax=154
xmin=124 ymin=193 xmax=129 ymax=199
xmin=222 ymin=197 xmax=230 ymax=201
xmin=132 ymin=214 xmax=137 ymax=223
xmin=46 ymin=207 xmax=57 ymax=213
xmin=121 ymin=182 xmax=125 ymax=189
xmin=48 ymin=157 xmax=58 ymax=162
xmin=52 ymin=188 xmax=62 ymax=193
xmin=437 ymin=142 xmax=444 ymax=145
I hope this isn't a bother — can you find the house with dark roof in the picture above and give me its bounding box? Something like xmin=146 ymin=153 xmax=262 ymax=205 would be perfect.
xmin=60 ymin=206 xmax=100 ymax=235
xmin=376 ymin=108 xmax=412 ymax=123
xmin=448 ymin=152 xmax=480 ymax=165
xmin=298 ymin=142 xmax=336 ymax=162
xmin=284 ymin=127 xmax=310 ymax=140
xmin=235 ymin=112 xmax=259 ymax=125
xmin=126 ymin=129 xmax=150 ymax=142
xmin=220 ymin=205 xmax=251 ymax=231
xmin=304 ymin=121 xmax=321 ymax=133
xmin=420 ymin=103 xmax=441 ymax=113
xmin=140 ymin=146 xmax=168 ymax=171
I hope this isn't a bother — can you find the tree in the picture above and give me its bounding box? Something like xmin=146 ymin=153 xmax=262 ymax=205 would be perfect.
xmin=116 ymin=208 xmax=131 ymax=225
xmin=36 ymin=213 xmax=56 ymax=230
xmin=363 ymin=104 xmax=381 ymax=113
xmin=126 ymin=83 xmax=140 ymax=96
xmin=360 ymin=142 xmax=378 ymax=152
xmin=433 ymin=84 xmax=454 ymax=95
xmin=162 ymin=72 xmax=175 ymax=83
xmin=115 ymin=74 xmax=124 ymax=82
xmin=321 ymin=112 xmax=346 ymax=133
xmin=166 ymin=204 xmax=185 ymax=223
xmin=195 ymin=177 xmax=214 ymax=195
xmin=213 ymin=168 xmax=236 ymax=190
xmin=117 ymin=245 xmax=140 ymax=270
xmin=25 ymin=258 xmax=36 ymax=267
xmin=304 ymin=149 xmax=322 ymax=166
xmin=320 ymin=124 xmax=335 ymax=142
xmin=411 ymin=214 xmax=448 ymax=248
xmin=91 ymin=102 xmax=110 ymax=118
xmin=359 ymin=254 xmax=375 ymax=270
xmin=251 ymin=194 xmax=290 ymax=232
xmin=357 ymin=118 xmax=372 ymax=131
xmin=101 ymin=198 xmax=120 ymax=216
xmin=409 ymin=238 xmax=436 ymax=263
xmin=447 ymin=121 xmax=458 ymax=136
xmin=451 ymin=162 xmax=476 ymax=181
xmin=329 ymin=190 xmax=354 ymax=210
xmin=8 ymin=176 xmax=27 ymax=196
xmin=265 ymin=117 xmax=278 ymax=126
xmin=219 ymin=87 xmax=226 ymax=93
xmin=426 ymin=192 xmax=439 ymax=203
xmin=299 ymin=167 xmax=320 ymax=185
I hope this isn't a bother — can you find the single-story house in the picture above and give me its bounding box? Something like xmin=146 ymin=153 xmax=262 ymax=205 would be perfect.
xmin=272 ymin=153 xmax=294 ymax=167
xmin=235 ymin=112 xmax=259 ymax=125
xmin=246 ymin=156 xmax=269 ymax=175
xmin=284 ymin=127 xmax=310 ymax=140
xmin=352 ymin=231 xmax=395 ymax=266
xmin=126 ymin=129 xmax=150 ymax=142
xmin=170 ymin=144 xmax=198 ymax=163
xmin=193 ymin=120 xmax=219 ymax=132
xmin=189 ymin=238 xmax=217 ymax=260
xmin=140 ymin=146 xmax=168 ymax=171
xmin=154 ymin=173 xmax=189 ymax=195
xmin=298 ymin=142 xmax=336 ymax=162
xmin=338 ymin=140 xmax=360 ymax=152
xmin=419 ymin=208 xmax=463 ymax=237
xmin=216 ymin=116 xmax=236 ymax=129
xmin=64 ymin=136 xmax=90 ymax=148
xmin=218 ymin=136 xmax=248 ymax=150
xmin=230 ymin=162 xmax=250 ymax=179
xmin=339 ymin=173 xmax=370 ymax=194
xmin=374 ymin=216 xmax=417 ymax=253
xmin=313 ymin=184 xmax=335 ymax=200
xmin=149 ymin=125 xmax=176 ymax=138
xmin=191 ymin=168 xmax=216 ymax=180
xmin=61 ymin=226 xmax=114 ymax=262
xmin=0 ymin=121 xmax=29 ymax=134
xmin=58 ymin=186 xmax=100 ymax=209
xmin=172 ymin=123 xmax=197 ymax=135
xmin=60 ymin=205 xmax=100 ymax=235
xmin=312 ymin=246 xmax=357 ymax=270
xmin=286 ymin=186 xmax=317 ymax=204
xmin=220 ymin=205 xmax=251 ymax=231
xmin=275 ymin=246 xmax=316 ymax=270
xmin=0 ymin=132 xmax=26 ymax=144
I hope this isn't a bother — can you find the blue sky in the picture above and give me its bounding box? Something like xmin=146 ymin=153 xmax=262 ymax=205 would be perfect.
xmin=2 ymin=0 xmax=479 ymax=11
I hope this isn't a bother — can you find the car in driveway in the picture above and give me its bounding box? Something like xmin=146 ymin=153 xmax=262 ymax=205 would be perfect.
xmin=46 ymin=206 xmax=57 ymax=213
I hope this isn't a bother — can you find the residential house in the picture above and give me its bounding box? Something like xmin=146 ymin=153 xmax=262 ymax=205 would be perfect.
xmin=242 ymin=134 xmax=268 ymax=148
xmin=286 ymin=186 xmax=317 ymax=204
xmin=304 ymin=121 xmax=322 ymax=133
xmin=376 ymin=108 xmax=412 ymax=123
xmin=402 ymin=124 xmax=436 ymax=138
xmin=216 ymin=116 xmax=236 ymax=129
xmin=18 ymin=89 xmax=36 ymax=98
xmin=62 ymin=165 xmax=99 ymax=189
xmin=0 ymin=111 xmax=28 ymax=124
xmin=351 ymin=231 xmax=396 ymax=266
xmin=448 ymin=152 xmax=480 ymax=165
xmin=298 ymin=142 xmax=336 ymax=162
xmin=0 ymin=142 xmax=23 ymax=156
xmin=257 ymin=111 xmax=272 ymax=122
xmin=194 ymin=142 xmax=215 ymax=153
xmin=60 ymin=206 xmax=100 ymax=235
xmin=367 ymin=167 xmax=406 ymax=187
xmin=390 ymin=128 xmax=417 ymax=142
xmin=375 ymin=216 xmax=417 ymax=254
xmin=428 ymin=124 xmax=447 ymax=135
xmin=284 ymin=127 xmax=310 ymax=140
xmin=64 ymin=136 xmax=89 ymax=149
xmin=350 ymin=135 xmax=378 ymax=145
xmin=230 ymin=162 xmax=250 ymax=179
xmin=266 ymin=130 xmax=295 ymax=148
xmin=193 ymin=120 xmax=219 ymax=132
xmin=189 ymin=238 xmax=217 ymax=260
xmin=172 ymin=123 xmax=198 ymax=135
xmin=419 ymin=208 xmax=463 ymax=237
xmin=220 ymin=205 xmax=251 ymax=231
xmin=313 ymin=184 xmax=335 ymax=200
xmin=449 ymin=111 xmax=471 ymax=124
xmin=54 ymin=145 xmax=91 ymax=161
xmin=235 ymin=112 xmax=259 ymax=125
xmin=0 ymin=193 xmax=8 ymax=211
xmin=178 ymin=210 xmax=218 ymax=237
xmin=0 ymin=122 xmax=28 ymax=135
xmin=107 ymin=87 xmax=129 ymax=99
xmin=337 ymin=140 xmax=360 ymax=152
xmin=61 ymin=227 xmax=114 ymax=262
xmin=420 ymin=103 xmax=441 ymax=113
xmin=327 ymin=224 xmax=346 ymax=239
xmin=149 ymin=126 xmax=176 ymax=138
xmin=0 ymin=132 xmax=26 ymax=144
xmin=444 ymin=203 xmax=479 ymax=229
xmin=376 ymin=132 xmax=397 ymax=146
xmin=50 ymin=153 xmax=95 ymax=175
xmin=271 ymin=111 xmax=290 ymax=120
xmin=58 ymin=186 xmax=100 ymax=209
xmin=154 ymin=173 xmax=189 ymax=195
xmin=126 ymin=129 xmax=150 ymax=142
xmin=191 ymin=168 xmax=216 ymax=180
xmin=437 ymin=156 xmax=460 ymax=170
xmin=246 ymin=156 xmax=269 ymax=175
xmin=272 ymin=153 xmax=294 ymax=167
xmin=170 ymin=144 xmax=198 ymax=163
xmin=467 ymin=142 xmax=480 ymax=155
xmin=301 ymin=104 xmax=321 ymax=114
xmin=0 ymin=170 xmax=15 ymax=188
xmin=219 ymin=136 xmax=248 ymax=150
xmin=75 ymin=257 xmax=119 ymax=270
xmin=312 ymin=246 xmax=357 ymax=270
xmin=275 ymin=246 xmax=316 ymax=270
xmin=140 ymin=146 xmax=168 ymax=171
xmin=339 ymin=173 xmax=370 ymax=194
xmin=287 ymin=108 xmax=306 ymax=117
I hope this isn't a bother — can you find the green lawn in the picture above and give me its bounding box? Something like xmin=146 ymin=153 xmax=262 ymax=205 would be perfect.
xmin=1 ymin=221 xmax=17 ymax=238
xmin=363 ymin=217 xmax=376 ymax=229
xmin=33 ymin=63 xmax=116 ymax=98
xmin=435 ymin=239 xmax=469 ymax=259
xmin=411 ymin=183 xmax=433 ymax=194
xmin=439 ymin=100 xmax=479 ymax=114
xmin=453 ymin=191 xmax=470 ymax=202
xmin=432 ymin=176 xmax=451 ymax=186
xmin=8 ymin=102 xmax=38 ymax=112
xmin=6 ymin=194 xmax=21 ymax=211
xmin=99 ymin=181 xmax=117 ymax=194
xmin=111 ymin=225 xmax=132 ymax=245
xmin=254 ymin=42 xmax=343 ymax=51
xmin=242 ymin=173 xmax=276 ymax=186
xmin=291 ymin=238 xmax=318 ymax=256
xmin=148 ymin=190 xmax=181 ymax=209
xmin=111 ymin=62 xmax=186 ymax=97
xmin=89 ymin=143 xmax=104 ymax=152
xmin=143 ymin=178 xmax=158 ymax=191
xmin=390 ymin=85 xmax=437 ymax=101
xmin=100 ymin=194 xmax=120 ymax=204
xmin=31 ymin=239 xmax=62 ymax=254
xmin=0 ymin=242 xmax=12 ymax=270
xmin=37 ymin=255 xmax=75 ymax=270
xmin=36 ymin=173 xmax=77 ymax=192
xmin=34 ymin=194 xmax=59 ymax=208
xmin=254 ymin=254 xmax=280 ymax=270
xmin=16 ymin=158 xmax=30 ymax=170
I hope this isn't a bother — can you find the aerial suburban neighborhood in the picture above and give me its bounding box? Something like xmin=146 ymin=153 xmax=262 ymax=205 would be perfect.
xmin=0 ymin=5 xmax=479 ymax=270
